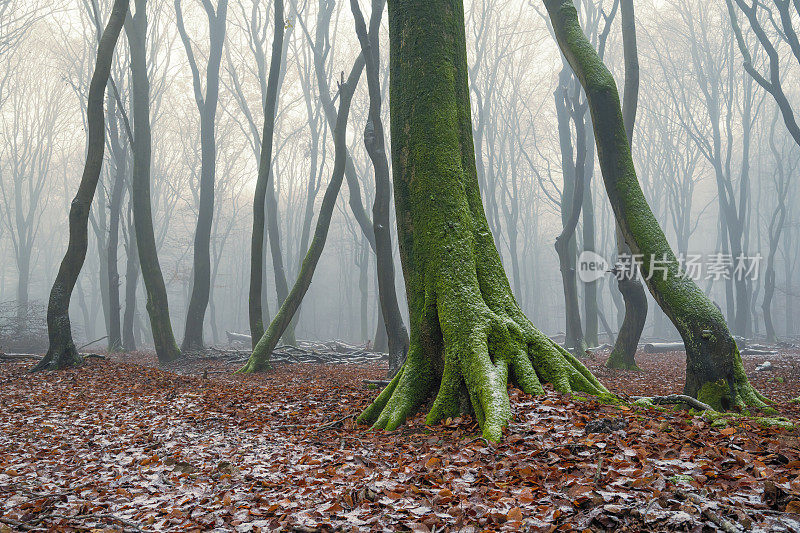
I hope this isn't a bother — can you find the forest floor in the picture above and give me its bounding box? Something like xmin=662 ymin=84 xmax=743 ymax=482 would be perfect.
xmin=1 ymin=348 xmax=800 ymax=532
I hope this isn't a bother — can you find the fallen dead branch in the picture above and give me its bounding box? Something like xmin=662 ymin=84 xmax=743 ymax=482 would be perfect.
xmin=643 ymin=342 xmax=685 ymax=353
xmin=0 ymin=353 xmax=42 ymax=361
xmin=632 ymin=394 xmax=714 ymax=411
xmin=77 ymin=335 xmax=108 ymax=351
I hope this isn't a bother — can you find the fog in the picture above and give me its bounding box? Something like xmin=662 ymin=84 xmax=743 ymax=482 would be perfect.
xmin=1 ymin=0 xmax=798 ymax=354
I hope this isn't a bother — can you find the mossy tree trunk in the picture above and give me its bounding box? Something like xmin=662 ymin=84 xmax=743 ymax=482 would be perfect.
xmin=359 ymin=0 xmax=607 ymax=442
xmin=239 ymin=55 xmax=362 ymax=374
xmin=33 ymin=0 xmax=129 ymax=372
xmin=606 ymin=0 xmax=646 ymax=371
xmin=125 ymin=0 xmax=181 ymax=364
xmin=544 ymin=0 xmax=767 ymax=411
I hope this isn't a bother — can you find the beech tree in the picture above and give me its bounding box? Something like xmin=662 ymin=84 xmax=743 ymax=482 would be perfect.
xmin=175 ymin=0 xmax=228 ymax=351
xmin=125 ymin=0 xmax=182 ymax=363
xmin=359 ymin=0 xmax=606 ymax=442
xmin=246 ymin=0 xmax=289 ymax=348
xmin=605 ymin=0 xmax=646 ymax=370
xmin=32 ymin=0 xmax=129 ymax=371
xmin=544 ymin=0 xmax=767 ymax=411
xmin=351 ymin=0 xmax=409 ymax=376
xmin=239 ymin=42 xmax=363 ymax=373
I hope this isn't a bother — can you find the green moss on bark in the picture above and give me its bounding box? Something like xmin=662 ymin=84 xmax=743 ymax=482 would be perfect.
xmin=544 ymin=0 xmax=767 ymax=412
xmin=360 ymin=0 xmax=606 ymax=442
xmin=605 ymin=349 xmax=641 ymax=371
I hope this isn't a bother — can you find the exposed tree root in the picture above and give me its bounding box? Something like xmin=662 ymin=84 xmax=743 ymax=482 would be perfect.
xmin=359 ymin=304 xmax=608 ymax=442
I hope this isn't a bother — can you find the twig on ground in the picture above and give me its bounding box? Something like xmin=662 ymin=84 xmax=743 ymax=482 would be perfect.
xmin=318 ymin=414 xmax=355 ymax=430
xmin=0 ymin=353 xmax=42 ymax=361
xmin=0 ymin=516 xmax=33 ymax=530
xmin=77 ymin=336 xmax=108 ymax=351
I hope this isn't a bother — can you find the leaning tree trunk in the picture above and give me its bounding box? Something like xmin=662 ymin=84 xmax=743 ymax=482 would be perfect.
xmin=239 ymin=58 xmax=362 ymax=373
xmin=249 ymin=0 xmax=284 ymax=349
xmin=606 ymin=0 xmax=646 ymax=370
xmin=352 ymin=0 xmax=410 ymax=377
xmin=32 ymin=0 xmax=129 ymax=372
xmin=177 ymin=0 xmax=228 ymax=351
xmin=359 ymin=0 xmax=606 ymax=442
xmin=544 ymin=0 xmax=767 ymax=411
xmin=125 ymin=0 xmax=181 ymax=364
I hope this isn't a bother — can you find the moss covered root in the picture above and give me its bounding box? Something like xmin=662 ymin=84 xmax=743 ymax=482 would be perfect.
xmin=362 ymin=0 xmax=609 ymax=443
xmin=360 ymin=308 xmax=608 ymax=442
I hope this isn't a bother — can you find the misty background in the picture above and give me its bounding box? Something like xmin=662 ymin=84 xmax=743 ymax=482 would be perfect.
xmin=0 ymin=0 xmax=797 ymax=353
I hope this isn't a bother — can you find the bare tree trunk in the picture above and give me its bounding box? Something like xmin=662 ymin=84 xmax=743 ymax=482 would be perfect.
xmin=32 ymin=0 xmax=129 ymax=371
xmin=301 ymin=1 xmax=376 ymax=250
xmin=15 ymin=248 xmax=30 ymax=323
xmin=240 ymin=56 xmax=361 ymax=373
xmin=763 ymin=113 xmax=789 ymax=343
xmin=582 ymin=125 xmax=598 ymax=348
xmin=607 ymin=0 xmax=646 ymax=370
xmin=554 ymin=70 xmax=585 ymax=354
xmin=358 ymin=237 xmax=369 ymax=342
xmin=352 ymin=0 xmax=409 ymax=376
xmin=176 ymin=0 xmax=228 ymax=351
xmin=249 ymin=0 xmax=284 ymax=348
xmin=123 ymin=212 xmax=139 ymax=351
xmin=125 ymin=0 xmax=181 ymax=364
xmin=106 ymin=92 xmax=127 ymax=351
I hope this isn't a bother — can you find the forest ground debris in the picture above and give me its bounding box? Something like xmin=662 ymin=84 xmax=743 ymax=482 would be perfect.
xmin=0 ymin=349 xmax=799 ymax=531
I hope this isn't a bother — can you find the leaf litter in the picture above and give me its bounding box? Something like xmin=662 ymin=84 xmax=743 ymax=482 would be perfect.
xmin=0 ymin=348 xmax=799 ymax=532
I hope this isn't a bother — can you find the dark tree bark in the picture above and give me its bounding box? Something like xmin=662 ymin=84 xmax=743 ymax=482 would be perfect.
xmin=553 ymin=70 xmax=585 ymax=354
xmin=176 ymin=0 xmax=228 ymax=351
xmin=360 ymin=0 xmax=606 ymax=442
xmin=32 ymin=0 xmax=129 ymax=371
xmin=581 ymin=154 xmax=598 ymax=348
xmin=303 ymin=3 xmax=376 ymax=252
xmin=544 ymin=0 xmax=767 ymax=410
xmin=763 ymin=113 xmax=790 ymax=343
xmin=124 ymin=0 xmax=181 ymax=364
xmin=106 ymin=92 xmax=127 ymax=351
xmin=351 ymin=0 xmax=410 ymax=377
xmin=606 ymin=0 xmax=646 ymax=370
xmin=240 ymin=58 xmax=362 ymax=373
xmin=122 ymin=208 xmax=139 ymax=351
xmin=298 ymin=1 xmax=408 ymax=361
xmin=249 ymin=0 xmax=285 ymax=348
